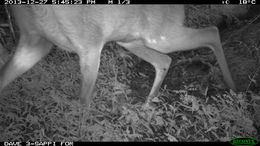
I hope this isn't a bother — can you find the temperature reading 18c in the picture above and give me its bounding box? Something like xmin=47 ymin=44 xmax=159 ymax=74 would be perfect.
xmin=239 ymin=0 xmax=256 ymax=4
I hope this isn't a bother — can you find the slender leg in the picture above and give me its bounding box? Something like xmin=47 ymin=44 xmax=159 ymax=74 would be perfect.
xmin=183 ymin=27 xmax=236 ymax=90
xmin=0 ymin=34 xmax=52 ymax=91
xmin=118 ymin=26 xmax=236 ymax=105
xmin=78 ymin=47 xmax=102 ymax=108
xmin=117 ymin=41 xmax=172 ymax=105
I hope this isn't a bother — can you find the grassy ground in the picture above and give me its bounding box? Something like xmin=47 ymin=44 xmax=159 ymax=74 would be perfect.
xmin=0 ymin=5 xmax=259 ymax=141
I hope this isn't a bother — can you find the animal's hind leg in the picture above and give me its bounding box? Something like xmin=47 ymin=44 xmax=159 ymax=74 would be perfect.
xmin=0 ymin=34 xmax=52 ymax=91
xmin=154 ymin=26 xmax=236 ymax=90
xmin=117 ymin=41 xmax=172 ymax=105
xmin=183 ymin=27 xmax=236 ymax=90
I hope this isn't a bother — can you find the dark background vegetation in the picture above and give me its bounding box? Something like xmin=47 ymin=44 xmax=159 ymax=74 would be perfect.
xmin=0 ymin=5 xmax=259 ymax=141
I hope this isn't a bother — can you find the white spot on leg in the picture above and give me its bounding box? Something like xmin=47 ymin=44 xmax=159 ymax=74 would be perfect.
xmin=160 ymin=36 xmax=166 ymax=40
xmin=147 ymin=38 xmax=157 ymax=44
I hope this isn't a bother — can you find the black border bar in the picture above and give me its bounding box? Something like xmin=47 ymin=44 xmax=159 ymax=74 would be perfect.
xmin=2 ymin=0 xmax=255 ymax=5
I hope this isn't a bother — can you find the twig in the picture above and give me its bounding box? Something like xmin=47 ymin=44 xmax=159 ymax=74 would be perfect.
xmin=5 ymin=6 xmax=16 ymax=43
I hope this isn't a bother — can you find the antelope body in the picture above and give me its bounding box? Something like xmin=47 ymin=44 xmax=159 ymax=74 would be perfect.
xmin=0 ymin=5 xmax=236 ymax=107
